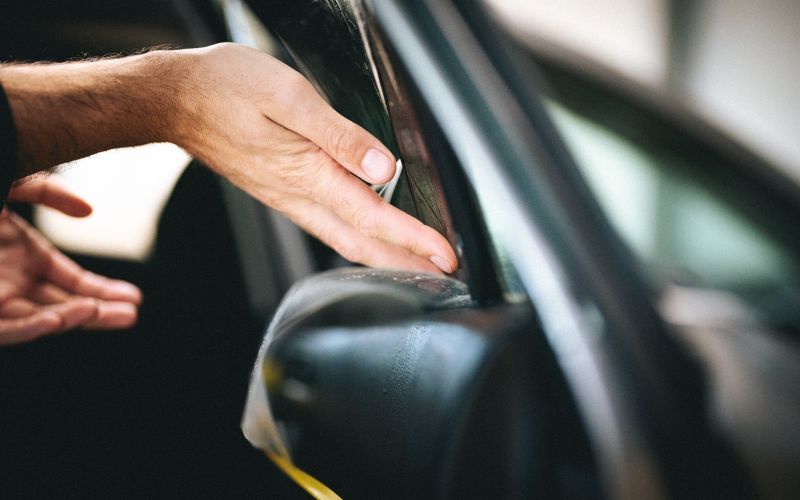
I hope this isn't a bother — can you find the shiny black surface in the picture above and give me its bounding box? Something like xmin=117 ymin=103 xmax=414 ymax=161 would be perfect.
xmin=373 ymin=0 xmax=755 ymax=497
xmin=241 ymin=3 xmax=601 ymax=497
xmin=260 ymin=269 xmax=564 ymax=499
xmin=246 ymin=0 xmax=461 ymax=262
xmin=248 ymin=0 xmax=395 ymax=154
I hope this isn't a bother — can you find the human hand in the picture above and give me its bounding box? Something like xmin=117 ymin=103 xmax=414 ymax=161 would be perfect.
xmin=171 ymin=43 xmax=457 ymax=274
xmin=0 ymin=179 xmax=142 ymax=346
xmin=0 ymin=43 xmax=457 ymax=273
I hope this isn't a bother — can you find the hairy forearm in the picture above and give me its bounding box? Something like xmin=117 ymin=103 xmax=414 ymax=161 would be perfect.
xmin=0 ymin=42 xmax=458 ymax=274
xmin=0 ymin=50 xmax=191 ymax=178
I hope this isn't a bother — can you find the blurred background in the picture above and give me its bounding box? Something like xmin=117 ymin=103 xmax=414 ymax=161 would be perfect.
xmin=1 ymin=0 xmax=799 ymax=498
xmin=485 ymin=0 xmax=800 ymax=177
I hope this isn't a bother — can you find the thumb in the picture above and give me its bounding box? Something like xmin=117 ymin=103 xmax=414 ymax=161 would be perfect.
xmin=270 ymin=70 xmax=396 ymax=184
xmin=317 ymin=117 xmax=397 ymax=184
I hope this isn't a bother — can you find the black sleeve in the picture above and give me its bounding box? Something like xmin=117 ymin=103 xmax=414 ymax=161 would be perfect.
xmin=0 ymin=82 xmax=18 ymax=207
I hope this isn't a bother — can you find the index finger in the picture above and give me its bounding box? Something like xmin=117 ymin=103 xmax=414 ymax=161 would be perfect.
xmin=264 ymin=68 xmax=397 ymax=185
xmin=312 ymin=166 xmax=458 ymax=273
xmin=7 ymin=178 xmax=92 ymax=217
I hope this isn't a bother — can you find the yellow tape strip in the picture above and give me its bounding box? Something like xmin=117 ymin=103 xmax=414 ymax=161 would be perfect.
xmin=266 ymin=451 xmax=342 ymax=500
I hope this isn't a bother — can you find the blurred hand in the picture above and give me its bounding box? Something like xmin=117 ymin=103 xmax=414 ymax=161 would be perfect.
xmin=173 ymin=43 xmax=457 ymax=274
xmin=0 ymin=179 xmax=142 ymax=346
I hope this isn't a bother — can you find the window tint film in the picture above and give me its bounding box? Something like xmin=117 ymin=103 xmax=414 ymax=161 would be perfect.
xmin=247 ymin=0 xmax=456 ymax=251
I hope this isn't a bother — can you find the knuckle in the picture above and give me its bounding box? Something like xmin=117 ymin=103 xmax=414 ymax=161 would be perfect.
xmin=212 ymin=42 xmax=234 ymax=53
xmin=205 ymin=42 xmax=239 ymax=62
xmin=323 ymin=121 xmax=363 ymax=167
xmin=285 ymin=68 xmax=310 ymax=88
xmin=284 ymin=150 xmax=332 ymax=194
xmin=323 ymin=123 xmax=351 ymax=162
xmin=408 ymin=237 xmax=428 ymax=257
xmin=335 ymin=239 xmax=363 ymax=264
xmin=350 ymin=199 xmax=383 ymax=235
xmin=282 ymin=70 xmax=314 ymax=103
xmin=282 ymin=167 xmax=308 ymax=191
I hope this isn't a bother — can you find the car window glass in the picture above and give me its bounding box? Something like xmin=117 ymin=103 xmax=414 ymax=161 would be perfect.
xmin=547 ymin=100 xmax=800 ymax=330
xmin=244 ymin=0 xmax=529 ymax=299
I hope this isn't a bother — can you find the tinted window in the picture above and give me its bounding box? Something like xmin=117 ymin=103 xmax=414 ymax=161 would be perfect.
xmin=544 ymin=82 xmax=800 ymax=332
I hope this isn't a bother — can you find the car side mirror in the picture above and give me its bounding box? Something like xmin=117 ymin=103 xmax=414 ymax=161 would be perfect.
xmin=242 ymin=268 xmax=543 ymax=499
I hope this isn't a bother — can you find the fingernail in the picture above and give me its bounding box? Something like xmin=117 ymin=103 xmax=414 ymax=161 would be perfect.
xmin=361 ymin=148 xmax=394 ymax=183
xmin=112 ymin=282 xmax=143 ymax=302
xmin=430 ymin=255 xmax=453 ymax=274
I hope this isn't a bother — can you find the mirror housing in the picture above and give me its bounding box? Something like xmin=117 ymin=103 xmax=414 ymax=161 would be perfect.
xmin=243 ymin=268 xmax=543 ymax=499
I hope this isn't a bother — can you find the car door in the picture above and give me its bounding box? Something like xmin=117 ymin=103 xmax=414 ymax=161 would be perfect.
xmin=234 ymin=0 xmax=759 ymax=498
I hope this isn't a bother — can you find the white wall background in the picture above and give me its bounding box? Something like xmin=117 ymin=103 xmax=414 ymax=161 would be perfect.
xmin=486 ymin=0 xmax=800 ymax=178
xmin=686 ymin=0 xmax=800 ymax=177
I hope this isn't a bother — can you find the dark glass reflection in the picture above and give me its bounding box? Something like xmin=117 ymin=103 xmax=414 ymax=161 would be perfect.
xmin=250 ymin=0 xmax=395 ymax=150
xmin=246 ymin=0 xmax=455 ymax=242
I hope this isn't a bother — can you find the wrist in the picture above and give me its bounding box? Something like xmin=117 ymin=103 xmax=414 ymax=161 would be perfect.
xmin=0 ymin=50 xmax=196 ymax=176
xmin=141 ymin=49 xmax=198 ymax=149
